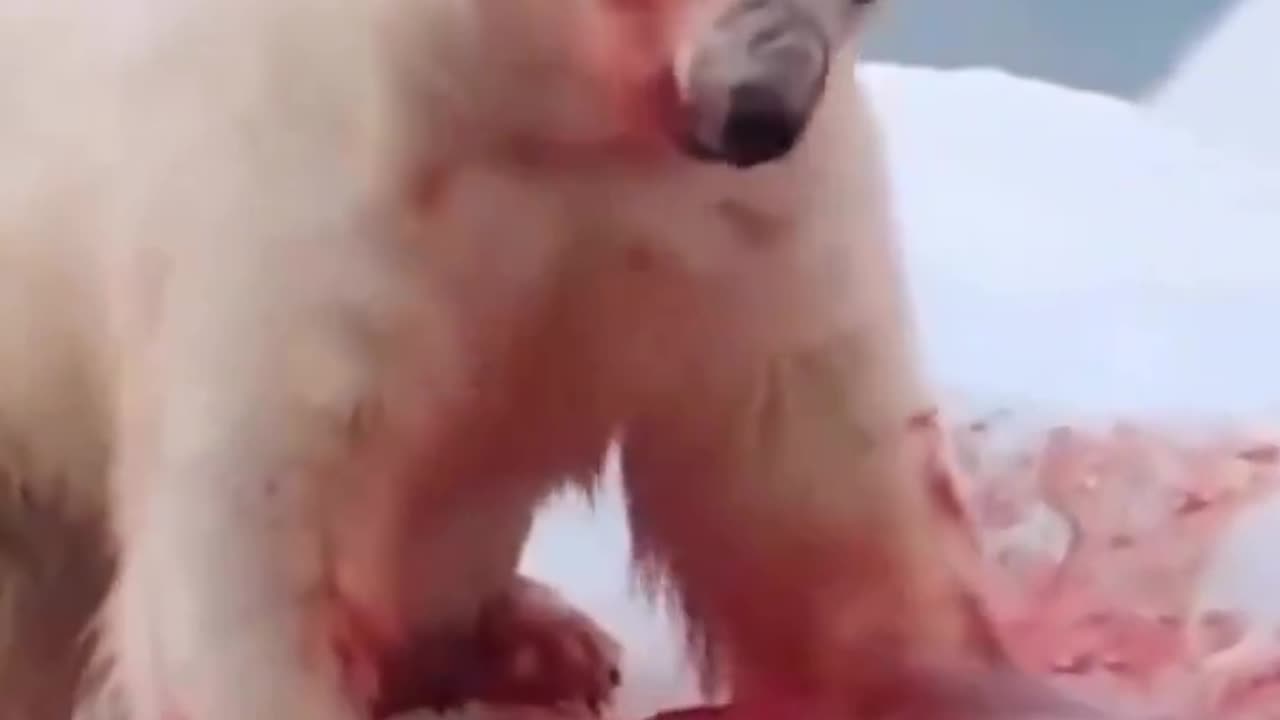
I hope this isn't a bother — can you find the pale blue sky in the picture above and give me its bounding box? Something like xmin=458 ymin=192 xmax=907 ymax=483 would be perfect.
xmin=864 ymin=0 xmax=1240 ymax=98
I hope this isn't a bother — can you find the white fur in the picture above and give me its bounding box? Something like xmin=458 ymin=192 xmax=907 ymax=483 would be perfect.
xmin=0 ymin=0 xmax=946 ymax=718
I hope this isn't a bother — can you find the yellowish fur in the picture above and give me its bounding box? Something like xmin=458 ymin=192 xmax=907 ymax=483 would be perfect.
xmin=0 ymin=0 xmax=964 ymax=718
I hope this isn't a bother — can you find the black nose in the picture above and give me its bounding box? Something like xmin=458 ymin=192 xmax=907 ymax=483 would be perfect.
xmin=719 ymin=83 xmax=803 ymax=168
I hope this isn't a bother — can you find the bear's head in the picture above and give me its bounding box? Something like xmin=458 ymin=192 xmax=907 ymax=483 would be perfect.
xmin=401 ymin=0 xmax=880 ymax=169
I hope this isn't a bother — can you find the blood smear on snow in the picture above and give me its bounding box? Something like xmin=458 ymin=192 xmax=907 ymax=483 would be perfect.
xmin=950 ymin=415 xmax=1280 ymax=718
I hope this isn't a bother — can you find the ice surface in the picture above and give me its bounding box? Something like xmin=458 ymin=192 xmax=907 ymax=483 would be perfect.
xmin=863 ymin=63 xmax=1280 ymax=421
xmin=1147 ymin=0 xmax=1280 ymax=170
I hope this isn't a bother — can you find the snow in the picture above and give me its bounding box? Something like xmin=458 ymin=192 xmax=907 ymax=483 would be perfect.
xmin=864 ymin=63 xmax=1280 ymax=421
xmin=474 ymin=63 xmax=1280 ymax=718
xmin=1146 ymin=0 xmax=1280 ymax=169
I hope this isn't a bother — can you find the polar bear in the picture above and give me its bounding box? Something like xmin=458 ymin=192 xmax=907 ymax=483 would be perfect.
xmin=0 ymin=0 xmax=1100 ymax=719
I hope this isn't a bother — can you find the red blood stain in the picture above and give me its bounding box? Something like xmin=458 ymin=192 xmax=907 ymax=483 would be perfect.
xmin=955 ymin=418 xmax=1280 ymax=717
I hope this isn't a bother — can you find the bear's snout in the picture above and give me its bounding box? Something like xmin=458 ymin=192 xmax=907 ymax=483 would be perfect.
xmin=674 ymin=1 xmax=830 ymax=168
xmin=715 ymin=80 xmax=804 ymax=167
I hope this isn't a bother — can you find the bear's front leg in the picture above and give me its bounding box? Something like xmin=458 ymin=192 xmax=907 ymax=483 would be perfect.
xmin=614 ymin=81 xmax=1113 ymax=716
xmin=97 ymin=154 xmax=432 ymax=720
xmin=107 ymin=329 xmax=369 ymax=719
xmin=624 ymin=331 xmax=1114 ymax=720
